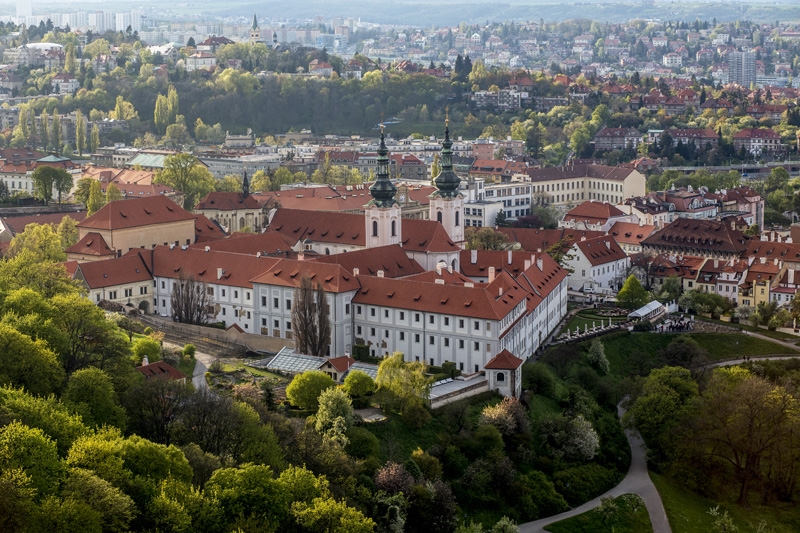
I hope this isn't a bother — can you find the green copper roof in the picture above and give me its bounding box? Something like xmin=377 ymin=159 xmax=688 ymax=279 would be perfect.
xmin=433 ymin=123 xmax=460 ymax=198
xmin=369 ymin=131 xmax=397 ymax=208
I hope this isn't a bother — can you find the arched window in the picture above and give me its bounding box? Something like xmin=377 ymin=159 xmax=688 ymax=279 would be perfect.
xmin=455 ymin=212 xmax=460 ymax=226
xmin=372 ymin=220 xmax=378 ymax=237
xmin=496 ymin=372 xmax=506 ymax=382
xmin=437 ymin=211 xmax=443 ymax=223
xmin=391 ymin=220 xmax=396 ymax=237
xmin=325 ymin=248 xmax=330 ymax=255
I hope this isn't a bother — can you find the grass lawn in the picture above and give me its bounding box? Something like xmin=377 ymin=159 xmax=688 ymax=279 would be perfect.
xmin=545 ymin=494 xmax=652 ymax=533
xmin=222 ymin=362 xmax=285 ymax=381
xmin=650 ymin=472 xmax=800 ymax=533
xmin=594 ymin=331 xmax=798 ymax=376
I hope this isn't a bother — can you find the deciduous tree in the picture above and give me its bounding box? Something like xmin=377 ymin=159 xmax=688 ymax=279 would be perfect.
xmin=291 ymin=275 xmax=331 ymax=356
xmin=154 ymin=153 xmax=215 ymax=210
xmin=616 ymin=274 xmax=649 ymax=309
xmin=170 ymin=273 xmax=212 ymax=325
xmin=285 ymin=370 xmax=335 ymax=411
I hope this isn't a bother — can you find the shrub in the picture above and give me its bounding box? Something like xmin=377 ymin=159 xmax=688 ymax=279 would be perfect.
xmin=553 ymin=463 xmax=619 ymax=506
xmin=587 ymin=339 xmax=610 ymax=375
xmin=143 ymin=327 xmax=153 ymax=335
xmin=345 ymin=427 xmax=380 ymax=459
xmin=401 ymin=402 xmax=431 ymax=428
xmin=633 ymin=319 xmax=653 ymax=332
xmin=209 ymin=360 xmax=224 ymax=373
xmin=479 ymin=397 xmax=530 ymax=436
xmin=374 ymin=461 xmax=414 ymax=495
xmin=183 ymin=344 xmax=196 ymax=358
xmin=522 ymin=363 xmax=556 ymax=397
xmin=342 ymin=369 xmax=375 ymax=408
xmin=285 ymin=370 xmax=335 ymax=411
xmin=132 ymin=337 xmax=161 ymax=364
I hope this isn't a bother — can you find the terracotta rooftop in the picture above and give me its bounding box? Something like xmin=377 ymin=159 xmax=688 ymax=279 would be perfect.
xmin=607 ymin=221 xmax=657 ymax=246
xmin=79 ymin=195 xmax=195 ymax=231
xmin=251 ymin=259 xmax=361 ymax=293
xmin=195 ymin=191 xmax=261 ymax=211
xmin=564 ymin=201 xmax=626 ymax=224
xmin=76 ymin=253 xmax=153 ymax=289
xmin=574 ymin=236 xmax=627 ymax=266
xmin=267 ymin=208 xmax=366 ymax=247
xmin=641 ymin=219 xmax=749 ymax=255
xmin=135 ymin=361 xmax=186 ymax=381
xmin=0 ymin=211 xmax=85 ymax=237
xmin=189 ymin=231 xmax=296 ymax=255
xmin=525 ymin=163 xmax=638 ymax=183
xmin=498 ymin=227 xmax=604 ymax=253
xmin=484 ymin=349 xmax=524 ymax=369
xmin=311 ymin=244 xmax=424 ymax=278
xmin=194 ymin=214 xmax=228 ymax=243
xmin=66 ymin=231 xmax=115 ymax=257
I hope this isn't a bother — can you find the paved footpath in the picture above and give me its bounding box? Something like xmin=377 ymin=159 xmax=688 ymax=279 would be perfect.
xmin=519 ymin=403 xmax=671 ymax=533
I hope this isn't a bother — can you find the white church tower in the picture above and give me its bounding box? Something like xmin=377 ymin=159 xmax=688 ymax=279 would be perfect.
xmin=365 ymin=126 xmax=401 ymax=248
xmin=430 ymin=117 xmax=464 ymax=245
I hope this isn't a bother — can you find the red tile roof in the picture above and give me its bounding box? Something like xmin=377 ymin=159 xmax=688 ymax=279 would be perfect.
xmin=353 ymin=270 xmax=527 ymax=321
xmin=401 ymin=219 xmax=461 ymax=253
xmin=607 ymin=221 xmax=657 ymax=246
xmin=0 ymin=211 xmax=85 ymax=237
xmin=325 ymin=355 xmax=356 ymax=373
xmin=66 ymin=231 xmax=115 ymax=257
xmin=195 ymin=191 xmax=261 ymax=210
xmin=484 ymin=349 xmax=523 ymax=369
xmin=641 ymin=219 xmax=749 ymax=255
xmin=498 ymin=227 xmax=604 ymax=253
xmin=574 ymin=236 xmax=627 ymax=266
xmin=194 ymin=214 xmax=228 ymax=243
xmin=189 ymin=231 xmax=295 ymax=255
xmin=311 ymin=244 xmax=424 ymax=278
xmin=267 ymin=208 xmax=365 ymax=247
xmin=525 ymin=163 xmax=638 ymax=183
xmin=77 ymin=253 xmax=153 ymax=288
xmin=79 ymin=196 xmax=195 ymax=231
xmin=564 ymin=201 xmax=625 ymax=224
xmin=251 ymin=259 xmax=360 ymax=293
xmin=135 ymin=361 xmax=186 ymax=381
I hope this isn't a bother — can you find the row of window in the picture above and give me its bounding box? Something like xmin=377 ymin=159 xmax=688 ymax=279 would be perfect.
xmin=357 ymin=305 xmax=488 ymax=331
xmin=358 ymin=324 xmax=489 ymax=351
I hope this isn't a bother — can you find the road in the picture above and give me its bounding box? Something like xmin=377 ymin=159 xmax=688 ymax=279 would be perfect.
xmin=519 ymin=403 xmax=671 ymax=533
xmin=191 ymin=351 xmax=215 ymax=391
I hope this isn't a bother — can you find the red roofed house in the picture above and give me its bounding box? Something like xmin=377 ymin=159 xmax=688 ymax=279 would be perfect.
xmin=559 ymin=200 xmax=631 ymax=231
xmin=136 ymin=358 xmax=187 ymax=383
xmin=318 ymin=355 xmax=356 ymax=382
xmin=607 ymin=220 xmax=657 ymax=254
xmin=592 ymin=127 xmax=642 ymax=151
xmin=194 ymin=174 xmax=264 ymax=233
xmin=733 ymin=128 xmax=785 ymax=156
xmin=74 ymin=252 xmax=154 ymax=312
xmin=565 ymin=236 xmax=630 ymax=293
xmin=75 ymin=195 xmax=200 ymax=259
xmin=484 ymin=349 xmax=523 ymax=398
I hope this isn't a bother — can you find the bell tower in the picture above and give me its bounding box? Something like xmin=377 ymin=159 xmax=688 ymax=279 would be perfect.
xmin=430 ymin=114 xmax=464 ymax=245
xmin=365 ymin=125 xmax=401 ymax=248
xmin=249 ymin=14 xmax=261 ymax=44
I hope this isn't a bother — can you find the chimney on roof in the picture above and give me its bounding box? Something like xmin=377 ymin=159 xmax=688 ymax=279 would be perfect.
xmin=465 ymin=282 xmax=474 ymax=288
xmin=217 ymin=268 xmax=224 ymax=280
xmin=353 ymin=267 xmax=359 ymax=276
xmin=448 ymin=264 xmax=453 ymax=274
xmin=377 ymin=270 xmax=384 ymax=278
xmin=508 ymin=250 xmax=513 ymax=264
xmin=525 ymin=259 xmax=531 ymax=270
xmin=141 ymin=355 xmax=149 ymax=366
xmin=499 ymin=286 xmax=503 ymax=296
xmin=714 ymin=259 xmax=719 ymax=268
xmin=790 ymin=269 xmax=795 ymax=285
xmin=169 ymin=243 xmax=175 ymax=250
xmin=435 ymin=279 xmax=445 ymax=284
xmin=436 ymin=264 xmax=442 ymax=275
xmin=775 ymin=258 xmax=779 ymax=266
xmin=581 ymin=236 xmax=587 ymax=241
xmin=204 ymin=246 xmax=210 ymax=252
xmin=537 ymin=257 xmax=543 ymax=271
xmin=471 ymin=249 xmax=478 ymax=264
xmin=488 ymin=266 xmax=496 ymax=283
xmin=604 ymin=240 xmax=611 ymax=250
xmin=298 ymin=251 xmax=305 ymax=261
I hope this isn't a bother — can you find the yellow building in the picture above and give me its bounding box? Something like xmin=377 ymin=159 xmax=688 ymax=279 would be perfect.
xmin=527 ymin=163 xmax=646 ymax=209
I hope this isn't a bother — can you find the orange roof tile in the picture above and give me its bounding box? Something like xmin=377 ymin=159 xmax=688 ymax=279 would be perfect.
xmin=484 ymin=349 xmax=523 ymax=369
xmin=79 ymin=196 xmax=195 ymax=231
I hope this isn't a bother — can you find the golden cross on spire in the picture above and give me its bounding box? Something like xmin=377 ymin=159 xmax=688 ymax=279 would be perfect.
xmin=380 ymin=112 xmax=385 ymax=134
xmin=445 ymin=106 xmax=449 ymax=127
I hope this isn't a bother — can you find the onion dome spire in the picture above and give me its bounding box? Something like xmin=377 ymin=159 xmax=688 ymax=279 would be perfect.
xmin=369 ymin=123 xmax=397 ymax=207
xmin=433 ymin=112 xmax=461 ymax=198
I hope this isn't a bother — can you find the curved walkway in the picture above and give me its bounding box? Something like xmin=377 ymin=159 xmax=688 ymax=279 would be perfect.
xmin=519 ymin=403 xmax=671 ymax=533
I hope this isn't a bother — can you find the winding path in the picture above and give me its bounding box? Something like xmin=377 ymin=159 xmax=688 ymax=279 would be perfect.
xmin=519 ymin=331 xmax=800 ymax=533
xmin=191 ymin=351 xmax=215 ymax=392
xmin=519 ymin=403 xmax=671 ymax=533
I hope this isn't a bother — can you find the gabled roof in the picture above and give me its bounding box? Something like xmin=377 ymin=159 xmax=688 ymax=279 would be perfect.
xmin=525 ymin=163 xmax=638 ymax=183
xmin=195 ymin=191 xmax=261 ymax=211
xmin=79 ymin=196 xmax=195 ymax=231
xmin=607 ymin=221 xmax=657 ymax=246
xmin=324 ymin=356 xmax=356 ymax=373
xmin=353 ymin=271 xmax=527 ymax=322
xmin=135 ymin=361 xmax=186 ymax=381
xmin=641 ymin=219 xmax=749 ymax=255
xmin=251 ymin=259 xmax=360 ymax=293
xmin=311 ymin=244 xmax=424 ymax=278
xmin=564 ymin=201 xmax=625 ymax=224
xmin=76 ymin=253 xmax=152 ymax=289
xmin=189 ymin=230 xmax=295 ymax=255
xmin=194 ymin=214 xmax=228 ymax=243
xmin=484 ymin=349 xmax=523 ymax=369
xmin=66 ymin=231 xmax=116 ymax=257
xmin=0 ymin=211 xmax=85 ymax=237
xmin=137 ymin=246 xmax=279 ymax=288
xmin=498 ymin=227 xmax=604 ymax=253
xmin=574 ymin=236 xmax=627 ymax=266
xmin=267 ymin=208 xmax=365 ymax=247
xmin=401 ymin=219 xmax=461 ymax=252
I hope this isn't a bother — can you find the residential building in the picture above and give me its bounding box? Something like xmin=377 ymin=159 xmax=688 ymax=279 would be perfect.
xmin=564 ymin=236 xmax=629 ymax=293
xmin=559 ymin=201 xmax=631 ymax=232
xmin=641 ymin=218 xmax=749 ymax=260
xmin=527 ymin=163 xmax=646 ymax=208
xmin=728 ymin=51 xmax=756 ymax=87
xmin=593 ymin=127 xmax=642 ymax=151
